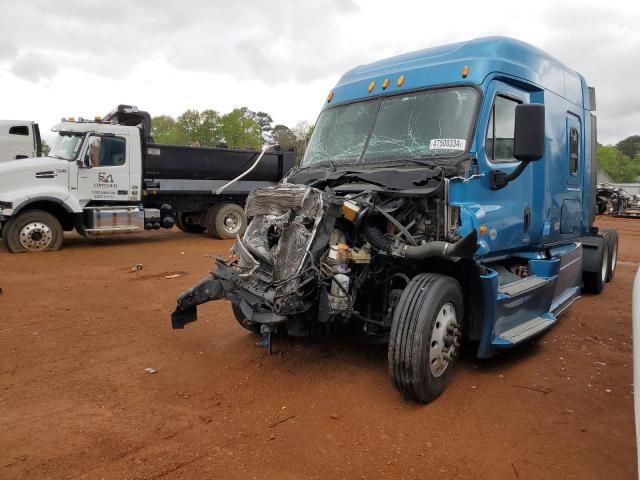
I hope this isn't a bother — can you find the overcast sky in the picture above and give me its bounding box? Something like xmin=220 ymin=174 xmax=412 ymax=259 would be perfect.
xmin=0 ymin=0 xmax=638 ymax=145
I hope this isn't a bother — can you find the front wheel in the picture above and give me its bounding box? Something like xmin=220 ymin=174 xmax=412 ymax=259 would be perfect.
xmin=231 ymin=303 xmax=261 ymax=334
xmin=3 ymin=209 xmax=64 ymax=253
xmin=388 ymin=273 xmax=463 ymax=403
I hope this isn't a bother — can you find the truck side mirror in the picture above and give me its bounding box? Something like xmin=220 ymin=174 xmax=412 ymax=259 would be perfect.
xmin=513 ymin=104 xmax=545 ymax=162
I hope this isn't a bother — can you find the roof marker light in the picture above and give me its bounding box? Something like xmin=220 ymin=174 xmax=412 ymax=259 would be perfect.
xmin=382 ymin=78 xmax=389 ymax=90
xmin=397 ymin=75 xmax=405 ymax=87
xmin=327 ymin=90 xmax=334 ymax=103
xmin=368 ymin=81 xmax=375 ymax=93
xmin=462 ymin=65 xmax=469 ymax=78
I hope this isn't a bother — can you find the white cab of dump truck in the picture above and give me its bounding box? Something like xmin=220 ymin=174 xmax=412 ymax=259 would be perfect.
xmin=0 ymin=119 xmax=152 ymax=252
xmin=0 ymin=120 xmax=41 ymax=162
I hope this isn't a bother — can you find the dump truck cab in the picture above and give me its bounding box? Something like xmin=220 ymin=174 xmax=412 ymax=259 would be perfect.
xmin=172 ymin=37 xmax=616 ymax=404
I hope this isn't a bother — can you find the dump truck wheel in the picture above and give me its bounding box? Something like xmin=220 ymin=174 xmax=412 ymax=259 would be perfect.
xmin=583 ymin=241 xmax=609 ymax=294
xmin=175 ymin=212 xmax=206 ymax=234
xmin=231 ymin=303 xmax=261 ymax=334
xmin=388 ymin=273 xmax=463 ymax=403
xmin=206 ymin=203 xmax=246 ymax=239
xmin=3 ymin=209 xmax=63 ymax=253
xmin=600 ymin=227 xmax=618 ymax=282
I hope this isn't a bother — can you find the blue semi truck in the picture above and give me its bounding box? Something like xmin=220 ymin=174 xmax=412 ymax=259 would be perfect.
xmin=171 ymin=37 xmax=618 ymax=403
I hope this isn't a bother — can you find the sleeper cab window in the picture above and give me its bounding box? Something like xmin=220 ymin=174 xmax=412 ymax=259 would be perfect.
xmin=486 ymin=95 xmax=520 ymax=163
xmin=569 ymin=127 xmax=579 ymax=175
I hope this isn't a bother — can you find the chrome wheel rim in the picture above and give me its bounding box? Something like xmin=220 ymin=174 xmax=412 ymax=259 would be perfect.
xmin=19 ymin=222 xmax=53 ymax=251
xmin=428 ymin=302 xmax=460 ymax=377
xmin=223 ymin=211 xmax=241 ymax=234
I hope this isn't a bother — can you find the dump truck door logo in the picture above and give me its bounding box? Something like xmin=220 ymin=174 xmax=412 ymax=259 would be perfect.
xmin=98 ymin=172 xmax=114 ymax=183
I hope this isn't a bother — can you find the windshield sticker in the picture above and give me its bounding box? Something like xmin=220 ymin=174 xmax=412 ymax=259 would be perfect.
xmin=429 ymin=138 xmax=466 ymax=150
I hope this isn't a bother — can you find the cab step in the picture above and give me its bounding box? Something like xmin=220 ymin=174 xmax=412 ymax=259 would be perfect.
xmin=492 ymin=313 xmax=556 ymax=347
xmin=499 ymin=275 xmax=549 ymax=297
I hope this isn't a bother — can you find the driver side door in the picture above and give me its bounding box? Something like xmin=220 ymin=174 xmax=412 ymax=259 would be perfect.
xmin=77 ymin=134 xmax=131 ymax=204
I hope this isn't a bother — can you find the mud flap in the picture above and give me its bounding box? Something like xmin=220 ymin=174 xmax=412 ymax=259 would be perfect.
xmin=171 ymin=275 xmax=225 ymax=329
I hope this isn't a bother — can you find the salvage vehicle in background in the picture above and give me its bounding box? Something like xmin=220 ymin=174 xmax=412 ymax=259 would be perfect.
xmin=0 ymin=106 xmax=295 ymax=252
xmin=0 ymin=120 xmax=42 ymax=163
xmin=172 ymin=37 xmax=618 ymax=403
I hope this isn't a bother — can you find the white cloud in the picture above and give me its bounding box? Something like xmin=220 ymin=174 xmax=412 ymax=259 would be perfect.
xmin=0 ymin=0 xmax=638 ymax=144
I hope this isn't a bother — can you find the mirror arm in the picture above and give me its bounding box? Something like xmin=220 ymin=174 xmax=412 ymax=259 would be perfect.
xmin=489 ymin=161 xmax=529 ymax=191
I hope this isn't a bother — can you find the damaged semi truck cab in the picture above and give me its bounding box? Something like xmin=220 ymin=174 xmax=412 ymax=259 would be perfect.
xmin=172 ymin=37 xmax=617 ymax=403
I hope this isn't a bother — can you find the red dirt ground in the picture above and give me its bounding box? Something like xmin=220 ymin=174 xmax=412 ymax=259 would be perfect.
xmin=0 ymin=216 xmax=637 ymax=479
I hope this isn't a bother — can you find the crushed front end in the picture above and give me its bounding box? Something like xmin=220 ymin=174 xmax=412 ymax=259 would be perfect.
xmin=171 ymin=178 xmax=477 ymax=341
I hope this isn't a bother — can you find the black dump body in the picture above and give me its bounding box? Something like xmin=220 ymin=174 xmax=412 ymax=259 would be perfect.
xmin=144 ymin=144 xmax=295 ymax=183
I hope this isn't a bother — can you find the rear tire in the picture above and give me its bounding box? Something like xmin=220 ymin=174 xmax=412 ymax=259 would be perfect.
xmin=582 ymin=241 xmax=609 ymax=294
xmin=3 ymin=210 xmax=63 ymax=253
xmin=175 ymin=212 xmax=206 ymax=234
xmin=388 ymin=273 xmax=463 ymax=403
xmin=600 ymin=227 xmax=618 ymax=282
xmin=231 ymin=303 xmax=261 ymax=334
xmin=206 ymin=203 xmax=246 ymax=239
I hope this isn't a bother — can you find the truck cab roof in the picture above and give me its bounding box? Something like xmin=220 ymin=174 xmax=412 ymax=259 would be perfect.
xmin=328 ymin=36 xmax=589 ymax=110
xmin=52 ymin=121 xmax=137 ymax=136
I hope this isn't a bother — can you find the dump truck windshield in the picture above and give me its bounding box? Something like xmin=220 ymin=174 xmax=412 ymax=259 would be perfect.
xmin=49 ymin=132 xmax=85 ymax=160
xmin=302 ymin=86 xmax=478 ymax=167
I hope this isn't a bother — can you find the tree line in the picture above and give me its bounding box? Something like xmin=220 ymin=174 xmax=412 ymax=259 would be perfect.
xmin=151 ymin=107 xmax=313 ymax=161
xmin=598 ymin=135 xmax=640 ymax=183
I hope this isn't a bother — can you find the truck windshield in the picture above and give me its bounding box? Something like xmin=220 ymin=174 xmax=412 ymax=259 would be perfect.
xmin=50 ymin=132 xmax=84 ymax=160
xmin=302 ymin=86 xmax=478 ymax=167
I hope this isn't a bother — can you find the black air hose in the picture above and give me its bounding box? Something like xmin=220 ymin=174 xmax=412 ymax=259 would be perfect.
xmin=365 ymin=225 xmax=478 ymax=260
xmin=364 ymin=225 xmax=394 ymax=253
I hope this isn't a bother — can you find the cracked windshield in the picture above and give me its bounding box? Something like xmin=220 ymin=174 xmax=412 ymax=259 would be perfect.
xmin=302 ymin=87 xmax=478 ymax=166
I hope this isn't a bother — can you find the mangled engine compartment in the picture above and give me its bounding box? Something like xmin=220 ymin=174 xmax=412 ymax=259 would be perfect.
xmin=171 ymin=180 xmax=478 ymax=338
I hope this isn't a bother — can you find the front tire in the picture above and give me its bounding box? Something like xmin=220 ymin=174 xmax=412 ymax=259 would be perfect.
xmin=231 ymin=303 xmax=261 ymax=334
xmin=3 ymin=209 xmax=63 ymax=253
xmin=388 ymin=273 xmax=463 ymax=403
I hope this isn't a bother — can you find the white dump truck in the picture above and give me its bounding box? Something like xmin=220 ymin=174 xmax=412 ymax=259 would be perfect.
xmin=0 ymin=105 xmax=294 ymax=252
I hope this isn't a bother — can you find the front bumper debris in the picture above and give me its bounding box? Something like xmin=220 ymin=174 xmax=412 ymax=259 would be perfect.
xmin=171 ymin=275 xmax=225 ymax=329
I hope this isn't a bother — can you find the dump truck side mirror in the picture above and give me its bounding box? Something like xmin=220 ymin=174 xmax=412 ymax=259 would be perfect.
xmin=514 ymin=103 xmax=545 ymax=162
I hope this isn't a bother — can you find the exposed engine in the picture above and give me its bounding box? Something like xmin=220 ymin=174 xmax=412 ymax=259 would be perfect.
xmin=172 ymin=181 xmax=478 ymax=340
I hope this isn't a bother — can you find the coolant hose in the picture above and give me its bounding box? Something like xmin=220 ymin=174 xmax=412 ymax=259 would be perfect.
xmin=364 ymin=225 xmax=478 ymax=260
xmin=403 ymin=241 xmax=450 ymax=260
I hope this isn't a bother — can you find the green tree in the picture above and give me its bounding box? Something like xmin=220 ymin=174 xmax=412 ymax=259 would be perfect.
xmin=151 ymin=115 xmax=183 ymax=144
xmin=616 ymin=135 xmax=640 ymax=159
xmin=272 ymin=124 xmax=296 ymax=150
xmin=175 ymin=110 xmax=202 ymax=145
xmin=198 ymin=109 xmax=223 ymax=146
xmin=597 ymin=144 xmax=640 ymax=182
xmin=220 ymin=108 xmax=262 ymax=149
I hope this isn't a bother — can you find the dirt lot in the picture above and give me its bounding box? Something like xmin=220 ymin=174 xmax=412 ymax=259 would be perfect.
xmin=0 ymin=216 xmax=637 ymax=479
